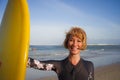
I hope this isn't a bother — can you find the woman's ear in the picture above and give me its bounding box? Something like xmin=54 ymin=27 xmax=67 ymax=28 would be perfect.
xmin=0 ymin=61 xmax=2 ymax=67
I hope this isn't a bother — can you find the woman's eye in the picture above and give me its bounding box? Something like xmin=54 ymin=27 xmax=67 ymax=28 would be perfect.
xmin=69 ymin=39 xmax=73 ymax=41
xmin=78 ymin=40 xmax=81 ymax=42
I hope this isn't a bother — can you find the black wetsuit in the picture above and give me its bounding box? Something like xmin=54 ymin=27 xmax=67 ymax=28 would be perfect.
xmin=28 ymin=57 xmax=94 ymax=80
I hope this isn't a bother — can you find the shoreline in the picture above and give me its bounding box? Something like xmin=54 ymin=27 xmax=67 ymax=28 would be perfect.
xmin=29 ymin=62 xmax=120 ymax=80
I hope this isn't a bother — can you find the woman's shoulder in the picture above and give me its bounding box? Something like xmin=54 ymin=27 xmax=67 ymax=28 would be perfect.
xmin=82 ymin=59 xmax=94 ymax=72
xmin=82 ymin=59 xmax=94 ymax=66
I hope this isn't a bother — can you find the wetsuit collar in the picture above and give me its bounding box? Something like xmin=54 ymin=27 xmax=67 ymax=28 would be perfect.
xmin=64 ymin=57 xmax=83 ymax=73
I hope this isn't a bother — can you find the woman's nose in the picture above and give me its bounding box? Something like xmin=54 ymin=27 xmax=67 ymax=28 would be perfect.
xmin=73 ymin=41 xmax=77 ymax=46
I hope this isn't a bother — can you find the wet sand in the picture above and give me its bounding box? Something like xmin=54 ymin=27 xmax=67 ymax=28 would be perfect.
xmin=35 ymin=62 xmax=120 ymax=80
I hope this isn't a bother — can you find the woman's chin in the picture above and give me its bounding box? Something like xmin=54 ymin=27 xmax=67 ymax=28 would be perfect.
xmin=70 ymin=51 xmax=80 ymax=55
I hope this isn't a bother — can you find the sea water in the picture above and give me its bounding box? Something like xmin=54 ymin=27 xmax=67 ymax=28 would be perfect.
xmin=29 ymin=45 xmax=120 ymax=67
xmin=26 ymin=45 xmax=120 ymax=80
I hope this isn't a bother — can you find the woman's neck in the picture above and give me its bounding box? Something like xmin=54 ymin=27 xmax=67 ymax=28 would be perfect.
xmin=68 ymin=54 xmax=80 ymax=66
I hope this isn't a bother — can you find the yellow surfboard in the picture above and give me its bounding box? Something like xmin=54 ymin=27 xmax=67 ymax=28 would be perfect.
xmin=0 ymin=0 xmax=30 ymax=80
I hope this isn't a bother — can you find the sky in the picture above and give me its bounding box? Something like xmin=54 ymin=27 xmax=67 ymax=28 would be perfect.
xmin=0 ymin=0 xmax=120 ymax=45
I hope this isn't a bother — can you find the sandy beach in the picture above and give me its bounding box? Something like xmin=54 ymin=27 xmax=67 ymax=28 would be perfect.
xmin=95 ymin=62 xmax=120 ymax=80
xmin=32 ymin=62 xmax=120 ymax=80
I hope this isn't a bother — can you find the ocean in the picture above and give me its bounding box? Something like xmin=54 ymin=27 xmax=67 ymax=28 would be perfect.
xmin=28 ymin=45 xmax=120 ymax=67
xmin=26 ymin=45 xmax=120 ymax=80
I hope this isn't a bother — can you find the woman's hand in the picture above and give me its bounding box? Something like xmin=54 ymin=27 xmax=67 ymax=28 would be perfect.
xmin=27 ymin=57 xmax=30 ymax=67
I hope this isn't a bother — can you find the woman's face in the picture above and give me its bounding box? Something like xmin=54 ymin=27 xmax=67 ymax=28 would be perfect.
xmin=67 ymin=36 xmax=83 ymax=55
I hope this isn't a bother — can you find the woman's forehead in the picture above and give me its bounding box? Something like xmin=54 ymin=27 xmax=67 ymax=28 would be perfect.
xmin=69 ymin=35 xmax=82 ymax=40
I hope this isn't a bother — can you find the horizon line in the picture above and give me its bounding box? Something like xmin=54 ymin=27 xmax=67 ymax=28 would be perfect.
xmin=30 ymin=44 xmax=120 ymax=46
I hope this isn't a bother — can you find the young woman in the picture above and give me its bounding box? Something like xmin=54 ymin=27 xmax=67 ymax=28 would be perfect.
xmin=27 ymin=27 xmax=94 ymax=80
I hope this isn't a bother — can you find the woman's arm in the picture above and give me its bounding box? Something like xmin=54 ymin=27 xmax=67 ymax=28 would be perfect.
xmin=87 ymin=61 xmax=94 ymax=80
xmin=27 ymin=57 xmax=55 ymax=71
